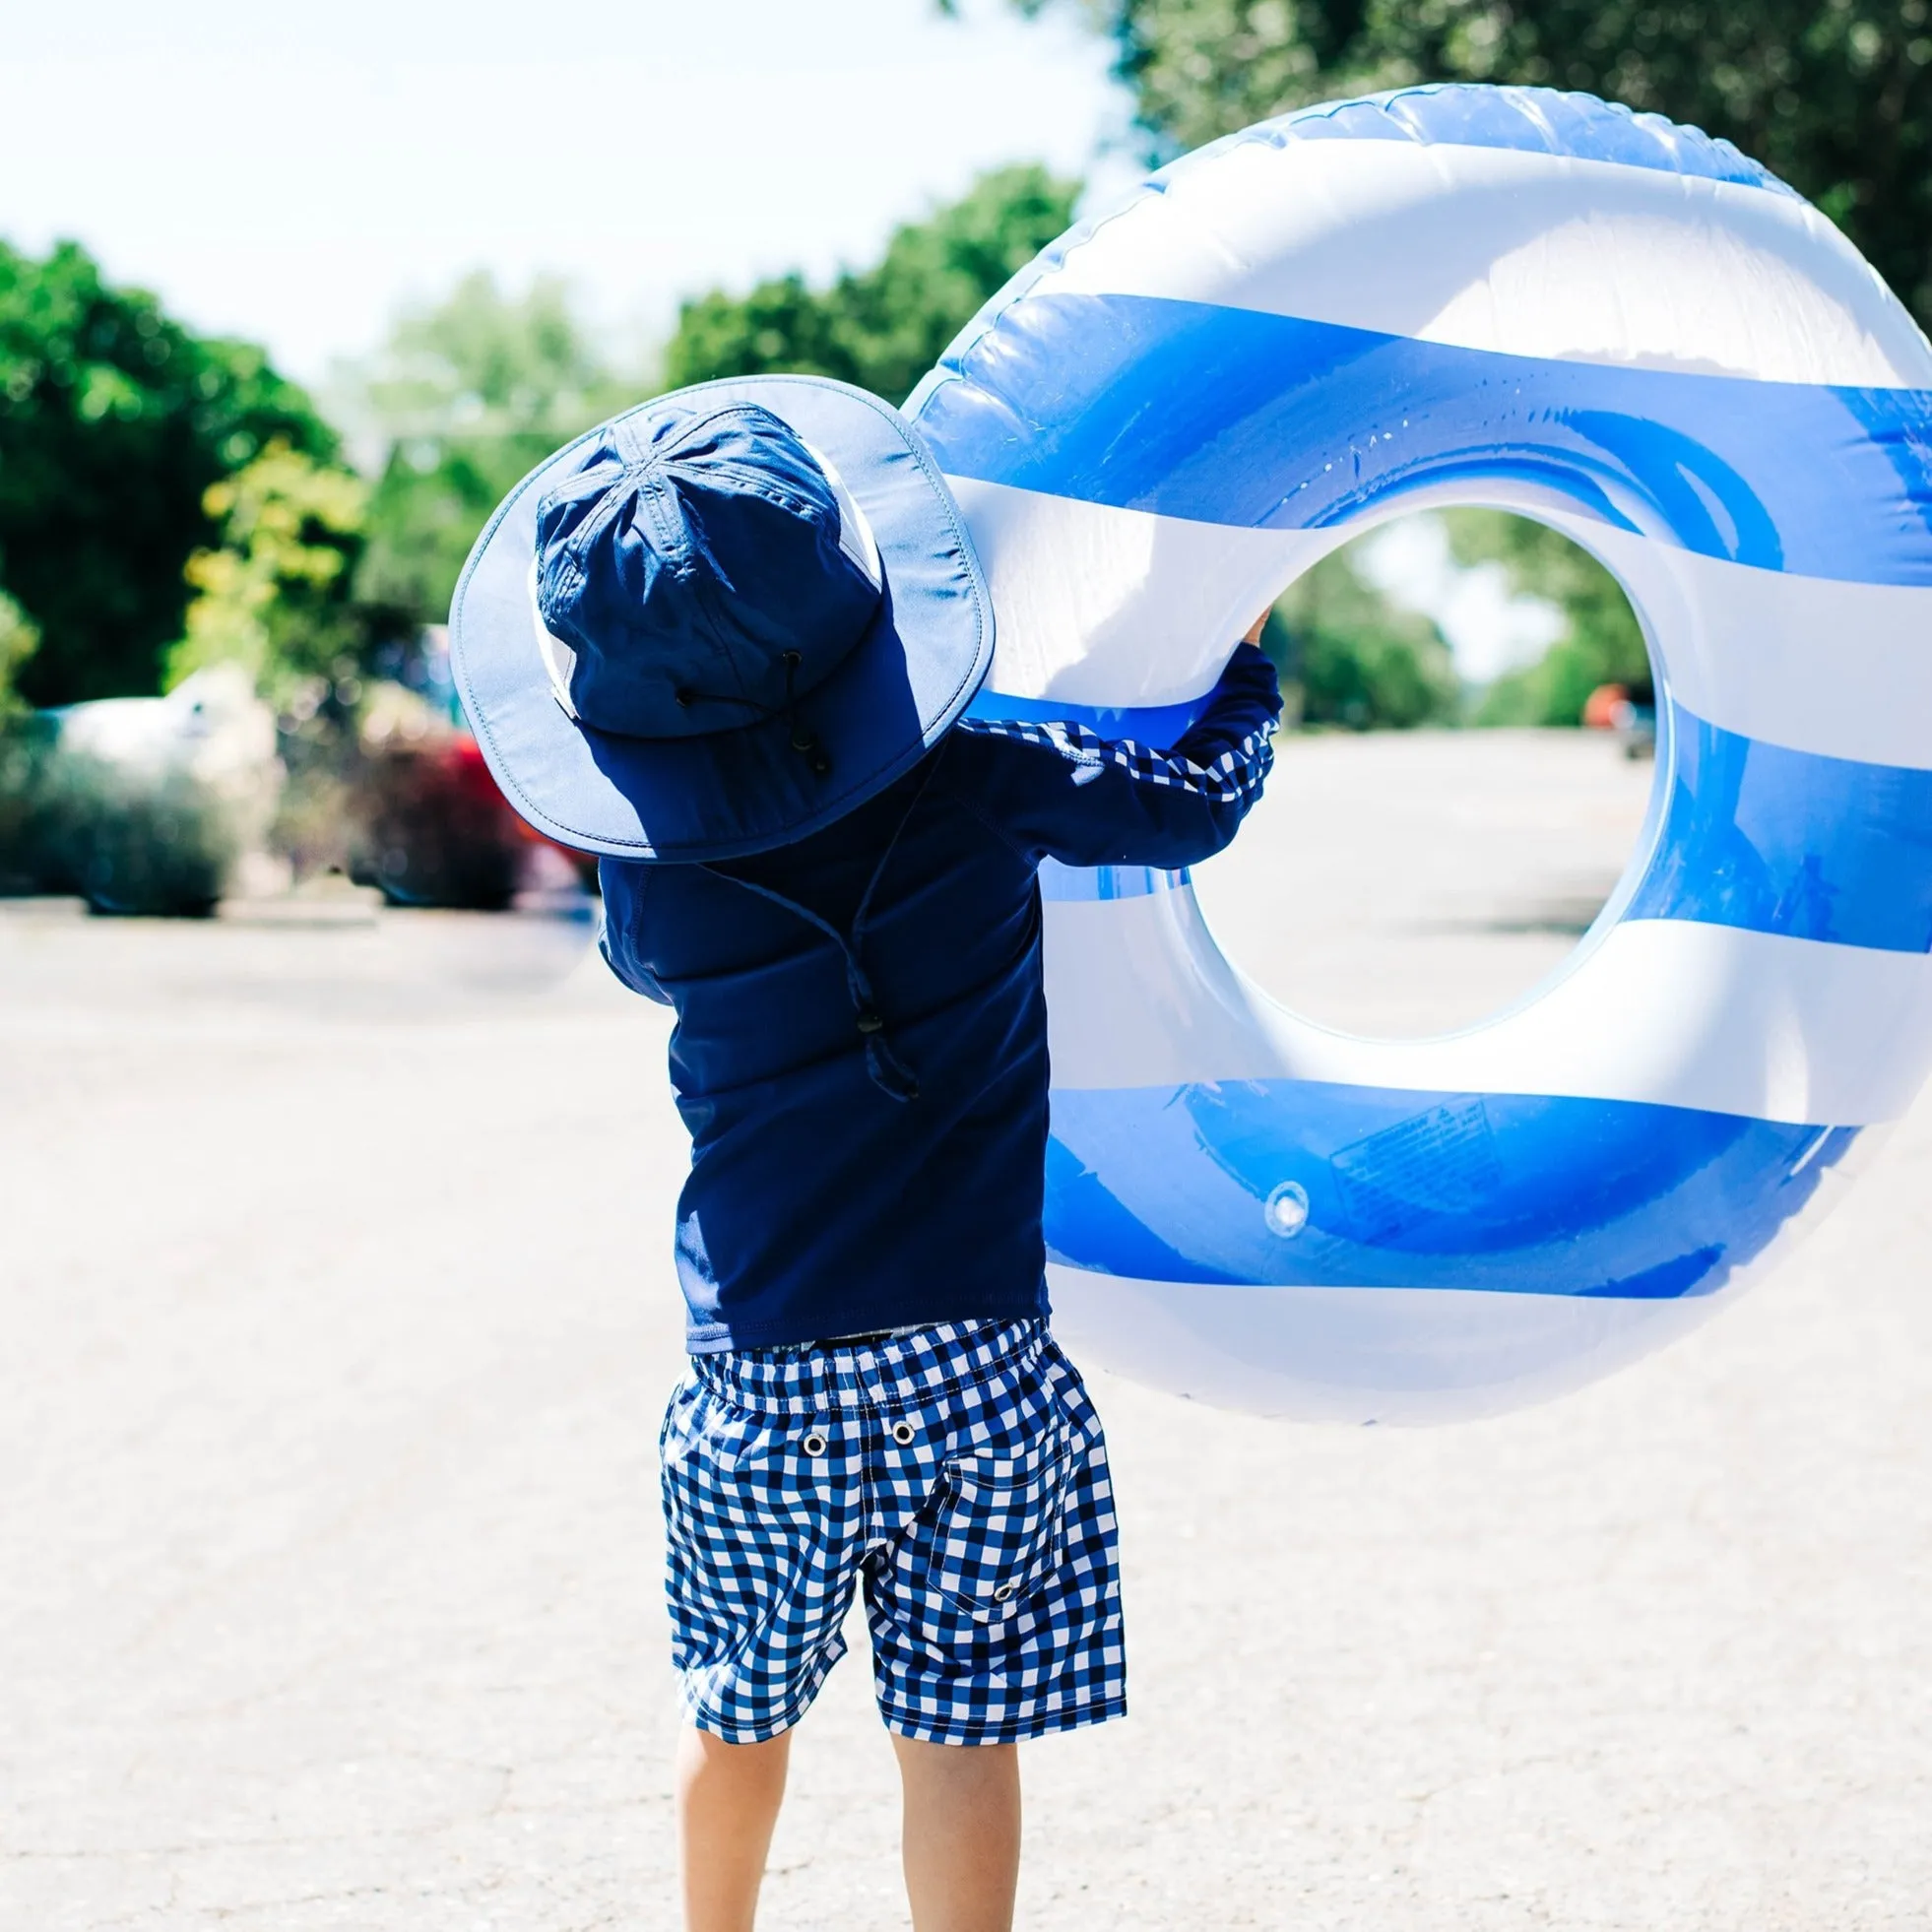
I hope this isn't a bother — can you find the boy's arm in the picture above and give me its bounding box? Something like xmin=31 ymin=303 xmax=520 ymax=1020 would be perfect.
xmin=953 ymin=639 xmax=1282 ymax=871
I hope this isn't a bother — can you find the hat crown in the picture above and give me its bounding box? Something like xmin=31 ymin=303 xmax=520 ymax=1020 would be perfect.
xmin=534 ymin=402 xmax=881 ymax=741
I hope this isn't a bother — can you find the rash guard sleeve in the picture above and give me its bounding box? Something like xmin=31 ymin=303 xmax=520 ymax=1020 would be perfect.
xmin=950 ymin=642 xmax=1281 ymax=871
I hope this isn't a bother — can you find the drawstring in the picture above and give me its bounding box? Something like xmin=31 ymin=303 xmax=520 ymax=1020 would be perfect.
xmin=699 ymin=751 xmax=945 ymax=1103
xmin=676 ymin=650 xmax=830 ymax=777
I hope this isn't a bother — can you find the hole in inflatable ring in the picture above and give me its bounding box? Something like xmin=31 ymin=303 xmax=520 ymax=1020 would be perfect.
xmin=1191 ymin=509 xmax=1660 ymax=1041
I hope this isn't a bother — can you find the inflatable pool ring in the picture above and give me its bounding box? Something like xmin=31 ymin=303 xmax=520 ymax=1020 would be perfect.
xmin=904 ymin=84 xmax=1932 ymax=1423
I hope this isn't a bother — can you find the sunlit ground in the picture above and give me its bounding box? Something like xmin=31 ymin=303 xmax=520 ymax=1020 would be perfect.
xmin=2 ymin=730 xmax=1926 ymax=1931
xmin=1194 ymin=727 xmax=1655 ymax=1038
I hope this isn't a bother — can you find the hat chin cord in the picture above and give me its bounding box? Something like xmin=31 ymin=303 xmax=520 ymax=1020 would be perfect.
xmin=698 ymin=747 xmax=947 ymax=1104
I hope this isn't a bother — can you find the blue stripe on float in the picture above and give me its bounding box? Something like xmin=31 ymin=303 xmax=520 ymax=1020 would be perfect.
xmin=962 ymin=686 xmax=1207 ymax=742
xmin=1246 ymin=86 xmax=1795 ymax=197
xmin=918 ymin=294 xmax=1932 ymax=587
xmin=1629 ymin=705 xmax=1932 ymax=952
xmin=909 ymin=88 xmax=1792 ymax=423
xmin=908 ymin=88 xmax=1793 ymax=423
xmin=1003 ymin=689 xmax=1932 ymax=945
xmin=1046 ymin=1081 xmax=1857 ymax=1298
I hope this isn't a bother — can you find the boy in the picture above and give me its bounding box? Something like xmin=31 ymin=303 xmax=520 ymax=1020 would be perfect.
xmin=451 ymin=376 xmax=1277 ymax=1932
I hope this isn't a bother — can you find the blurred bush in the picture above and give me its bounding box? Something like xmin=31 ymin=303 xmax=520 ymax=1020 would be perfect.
xmin=349 ymin=733 xmax=527 ymax=912
xmin=28 ymin=748 xmax=242 ymax=916
xmin=0 ymin=712 xmax=53 ymax=893
xmin=0 ymin=664 xmax=541 ymax=917
xmin=0 ymin=667 xmax=276 ymax=914
xmin=0 ymin=734 xmax=244 ymax=917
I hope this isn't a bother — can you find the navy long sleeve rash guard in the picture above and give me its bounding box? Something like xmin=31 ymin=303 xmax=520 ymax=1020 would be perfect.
xmin=599 ymin=642 xmax=1281 ymax=1351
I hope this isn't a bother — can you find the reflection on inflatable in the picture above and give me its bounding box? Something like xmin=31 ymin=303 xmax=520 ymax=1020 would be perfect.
xmin=906 ymin=83 xmax=1932 ymax=1421
xmin=1047 ymin=1085 xmax=1856 ymax=1298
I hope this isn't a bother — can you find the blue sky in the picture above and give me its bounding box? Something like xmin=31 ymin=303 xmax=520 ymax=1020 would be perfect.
xmin=2 ymin=0 xmax=1132 ymax=380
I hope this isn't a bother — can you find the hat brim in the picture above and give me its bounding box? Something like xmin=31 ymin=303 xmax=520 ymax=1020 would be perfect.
xmin=449 ymin=375 xmax=994 ymax=863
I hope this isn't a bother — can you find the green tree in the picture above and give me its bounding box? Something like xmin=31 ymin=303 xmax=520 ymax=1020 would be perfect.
xmin=345 ymin=272 xmax=638 ymax=629
xmin=0 ymin=590 xmax=36 ymax=719
xmin=0 ymin=240 xmax=336 ymax=705
xmin=664 ymin=164 xmax=1080 ymax=404
xmin=1267 ymin=547 xmax=1460 ymax=728
xmin=1444 ymin=509 xmax=1648 ymax=725
xmin=345 ymin=171 xmax=1077 ymax=632
xmin=166 ymin=441 xmax=368 ymax=705
xmin=998 ymin=1 xmax=1932 ymax=332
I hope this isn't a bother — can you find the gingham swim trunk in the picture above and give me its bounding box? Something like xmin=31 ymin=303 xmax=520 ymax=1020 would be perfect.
xmin=659 ymin=1318 xmax=1126 ymax=1745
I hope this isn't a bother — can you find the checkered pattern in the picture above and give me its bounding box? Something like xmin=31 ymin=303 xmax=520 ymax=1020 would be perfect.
xmin=659 ymin=1319 xmax=1125 ymax=1745
xmin=953 ymin=713 xmax=1276 ymax=805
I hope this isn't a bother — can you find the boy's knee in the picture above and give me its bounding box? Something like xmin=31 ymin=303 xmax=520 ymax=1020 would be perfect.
xmin=678 ymin=1720 xmax=791 ymax=1785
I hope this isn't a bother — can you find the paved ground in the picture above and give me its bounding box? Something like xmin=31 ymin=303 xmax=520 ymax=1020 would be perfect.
xmin=3 ymin=730 xmax=1927 ymax=1930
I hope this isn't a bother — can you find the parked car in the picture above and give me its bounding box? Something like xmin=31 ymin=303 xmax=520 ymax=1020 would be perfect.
xmin=353 ymin=735 xmax=526 ymax=910
xmin=1582 ymin=680 xmax=1656 ymax=760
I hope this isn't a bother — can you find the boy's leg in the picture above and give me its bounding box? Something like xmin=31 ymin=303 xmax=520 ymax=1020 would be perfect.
xmin=866 ymin=1324 xmax=1124 ymax=1925
xmin=661 ymin=1351 xmax=868 ymax=1930
xmin=890 ymin=1735 xmax=1020 ymax=1932
xmin=676 ymin=1721 xmax=791 ymax=1932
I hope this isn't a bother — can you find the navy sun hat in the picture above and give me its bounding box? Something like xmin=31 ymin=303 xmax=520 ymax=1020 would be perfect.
xmin=449 ymin=375 xmax=994 ymax=863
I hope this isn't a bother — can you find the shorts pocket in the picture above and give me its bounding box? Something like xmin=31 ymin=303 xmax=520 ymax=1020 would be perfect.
xmin=916 ymin=1429 xmax=1071 ymax=1623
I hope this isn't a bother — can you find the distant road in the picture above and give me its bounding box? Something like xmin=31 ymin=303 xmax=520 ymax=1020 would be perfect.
xmin=1193 ymin=726 xmax=1654 ymax=1037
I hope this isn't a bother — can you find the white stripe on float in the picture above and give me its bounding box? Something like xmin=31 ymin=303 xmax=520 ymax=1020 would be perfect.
xmin=1543 ymin=516 xmax=1932 ymax=772
xmin=1046 ymin=1263 xmax=1725 ymax=1423
xmin=945 ymin=479 xmax=1342 ymax=706
xmin=948 ymin=480 xmax=1932 ymax=775
xmin=1042 ymin=891 xmax=1932 ymax=1126
xmin=1040 ymin=138 xmax=1931 ymax=387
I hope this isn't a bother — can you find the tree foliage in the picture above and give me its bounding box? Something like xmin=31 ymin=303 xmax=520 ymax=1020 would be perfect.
xmin=344 ymin=271 xmax=638 ymax=630
xmin=664 ymin=165 xmax=1080 ymax=404
xmin=167 ymin=441 xmax=368 ymax=704
xmin=340 ymin=169 xmax=1076 ymax=642
xmin=0 ymin=591 xmax=36 ymax=719
xmin=0 ymin=240 xmax=336 ymax=705
xmin=1008 ymin=0 xmax=1932 ymax=332
xmin=1444 ymin=509 xmax=1649 ymax=725
xmin=1267 ymin=547 xmax=1460 ymax=728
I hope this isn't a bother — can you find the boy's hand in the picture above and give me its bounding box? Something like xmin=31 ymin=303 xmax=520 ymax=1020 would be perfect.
xmin=1243 ymin=605 xmax=1272 ymax=646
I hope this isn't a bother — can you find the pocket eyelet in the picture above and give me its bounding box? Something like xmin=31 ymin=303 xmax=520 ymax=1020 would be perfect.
xmin=802 ymin=1430 xmax=828 ymax=1457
